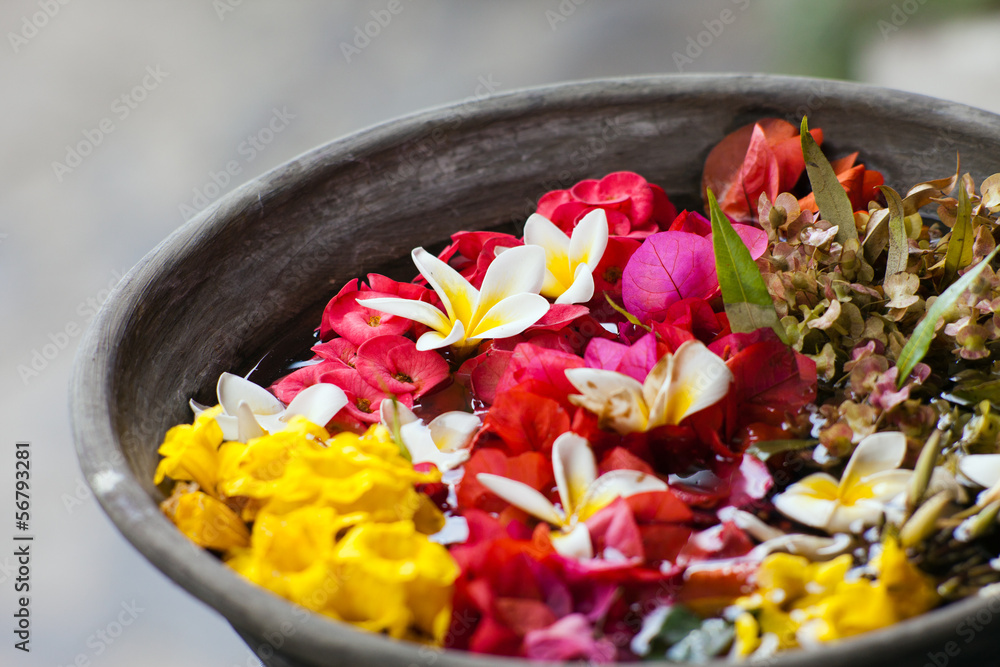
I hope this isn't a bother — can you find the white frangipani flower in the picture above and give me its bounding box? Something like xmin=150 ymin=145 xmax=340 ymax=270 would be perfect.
xmin=379 ymin=401 xmax=480 ymax=471
xmin=959 ymin=454 xmax=1000 ymax=505
xmin=772 ymin=432 xmax=940 ymax=533
xmin=190 ymin=372 xmax=347 ymax=443
xmin=477 ymin=432 xmax=667 ymax=558
xmin=564 ymin=340 xmax=733 ymax=435
xmin=523 ymin=208 xmax=609 ymax=305
xmin=357 ymin=245 xmax=550 ymax=351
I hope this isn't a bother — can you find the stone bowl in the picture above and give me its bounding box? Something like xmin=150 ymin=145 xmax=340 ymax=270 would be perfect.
xmin=71 ymin=74 xmax=1000 ymax=666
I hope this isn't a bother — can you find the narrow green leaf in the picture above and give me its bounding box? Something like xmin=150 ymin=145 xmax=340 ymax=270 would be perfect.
xmin=896 ymin=245 xmax=1000 ymax=387
xmin=943 ymin=183 xmax=974 ymax=285
xmin=801 ymin=116 xmax=858 ymax=246
xmin=707 ymin=189 xmax=787 ymax=343
xmin=881 ymin=185 xmax=908 ymax=280
xmin=604 ymin=293 xmax=651 ymax=331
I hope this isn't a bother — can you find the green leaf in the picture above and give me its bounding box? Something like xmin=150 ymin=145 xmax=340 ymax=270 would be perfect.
xmin=636 ymin=605 xmax=734 ymax=663
xmin=943 ymin=183 xmax=974 ymax=285
xmin=880 ymin=185 xmax=908 ymax=280
xmin=746 ymin=438 xmax=819 ymax=460
xmin=707 ymin=189 xmax=787 ymax=343
xmin=801 ymin=116 xmax=857 ymax=246
xmin=896 ymin=245 xmax=1000 ymax=388
xmin=604 ymin=293 xmax=651 ymax=331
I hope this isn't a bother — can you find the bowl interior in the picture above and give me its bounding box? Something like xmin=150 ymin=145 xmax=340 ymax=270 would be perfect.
xmin=72 ymin=74 xmax=1000 ymax=667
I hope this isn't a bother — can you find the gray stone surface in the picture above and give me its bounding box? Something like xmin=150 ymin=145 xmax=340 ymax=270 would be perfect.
xmin=3 ymin=2 xmax=1000 ymax=666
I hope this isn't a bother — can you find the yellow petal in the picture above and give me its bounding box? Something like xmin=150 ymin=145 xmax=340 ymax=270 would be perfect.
xmin=412 ymin=247 xmax=478 ymax=327
xmin=576 ymin=469 xmax=667 ymax=521
xmin=161 ymin=486 xmax=250 ymax=551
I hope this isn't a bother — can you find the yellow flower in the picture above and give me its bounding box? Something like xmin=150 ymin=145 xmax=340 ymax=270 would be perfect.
xmin=226 ymin=506 xmax=364 ymax=604
xmin=160 ymin=483 xmax=250 ymax=551
xmin=217 ymin=416 xmax=330 ymax=516
xmin=735 ymin=538 xmax=938 ymax=654
xmin=244 ymin=425 xmax=442 ymax=527
xmin=330 ymin=521 xmax=459 ymax=643
xmin=153 ymin=406 xmax=224 ymax=494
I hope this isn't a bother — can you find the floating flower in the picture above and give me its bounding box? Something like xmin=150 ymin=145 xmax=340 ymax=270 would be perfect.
xmin=522 ymin=208 xmax=609 ymax=305
xmin=536 ymin=171 xmax=677 ymax=237
xmin=358 ymin=245 xmax=550 ymax=351
xmin=773 ymin=432 xmax=913 ymax=533
xmin=190 ymin=372 xmax=347 ymax=443
xmin=732 ymin=538 xmax=937 ymax=654
xmin=565 ymin=340 xmax=733 ymax=435
xmin=160 ymin=483 xmax=250 ymax=551
xmin=153 ymin=405 xmax=224 ymax=492
xmin=380 ymin=401 xmax=480 ymax=471
xmin=476 ymin=432 xmax=668 ymax=558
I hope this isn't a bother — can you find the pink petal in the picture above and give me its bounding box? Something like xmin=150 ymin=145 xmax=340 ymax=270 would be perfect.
xmin=311 ymin=338 xmax=358 ymax=366
xmin=621 ymin=231 xmax=718 ymax=323
xmin=320 ymin=366 xmax=411 ymax=423
xmin=523 ymin=614 xmax=617 ymax=663
xmin=321 ymin=288 xmax=412 ymax=345
xmin=668 ymin=209 xmax=712 ymax=236
xmin=585 ymin=497 xmax=644 ymax=561
xmin=270 ymin=360 xmax=343 ymax=403
xmin=355 ymin=334 xmax=450 ymax=398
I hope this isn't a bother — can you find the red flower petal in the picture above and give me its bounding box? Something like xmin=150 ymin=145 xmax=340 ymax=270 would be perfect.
xmin=355 ymin=335 xmax=449 ymax=398
xmin=310 ymin=338 xmax=357 ymax=366
xmin=456 ymin=449 xmax=555 ymax=513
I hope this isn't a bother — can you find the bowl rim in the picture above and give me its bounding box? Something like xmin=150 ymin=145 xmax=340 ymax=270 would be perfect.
xmin=71 ymin=73 xmax=1000 ymax=666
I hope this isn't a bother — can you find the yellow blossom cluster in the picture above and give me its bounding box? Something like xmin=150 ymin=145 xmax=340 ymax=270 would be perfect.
xmin=154 ymin=409 xmax=458 ymax=644
xmin=732 ymin=538 xmax=939 ymax=657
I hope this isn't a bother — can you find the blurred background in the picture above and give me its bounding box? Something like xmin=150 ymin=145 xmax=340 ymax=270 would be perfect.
xmin=3 ymin=1 xmax=1000 ymax=665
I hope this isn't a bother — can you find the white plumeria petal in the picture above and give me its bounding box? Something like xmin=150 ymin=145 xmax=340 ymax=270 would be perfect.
xmin=213 ymin=414 xmax=240 ymax=442
xmin=467 ymin=293 xmax=550 ymax=340
xmin=841 ymin=431 xmax=907 ymax=491
xmin=550 ymin=523 xmax=594 ymax=559
xmin=827 ymin=501 xmax=889 ymax=534
xmin=427 ymin=411 xmax=481 ymax=453
xmin=476 ymin=473 xmax=564 ymax=526
xmin=218 ymin=372 xmax=284 ymax=416
xmin=356 ymin=296 xmax=451 ymax=334
xmin=400 ymin=422 xmax=470 ymax=471
xmin=189 ymin=399 xmax=211 ymax=417
xmin=959 ymin=454 xmax=1000 ymax=488
xmin=235 ymin=400 xmax=266 ymax=443
xmin=283 ymin=383 xmax=348 ymax=427
xmin=643 ymin=354 xmax=675 ymax=424
xmin=411 ymin=247 xmax=478 ymax=326
xmin=657 ymin=340 xmax=733 ymax=427
xmin=568 ymin=208 xmax=609 ymax=272
xmin=576 ymin=469 xmax=668 ymax=521
xmin=524 ymin=214 xmax=573 ymax=298
xmin=472 ymin=244 xmax=547 ymax=326
xmin=551 ymin=432 xmax=598 ymax=517
xmin=860 ymin=469 xmax=913 ymax=503
xmin=772 ymin=472 xmax=840 ymax=529
xmin=752 ymin=533 xmax=853 ymax=561
xmin=416 ymin=318 xmax=466 ymax=351
xmin=566 ymin=367 xmax=649 ymax=434
xmin=554 ymin=263 xmax=596 ymax=305
xmin=717 ymin=507 xmax=785 ymax=542
xmin=379 ymin=400 xmax=419 ymax=433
